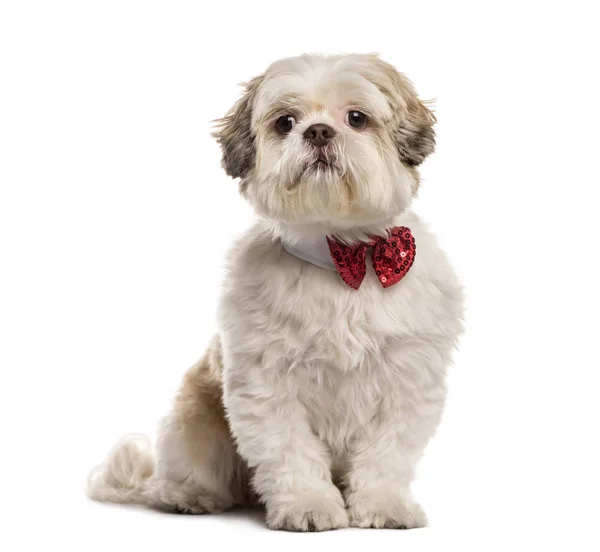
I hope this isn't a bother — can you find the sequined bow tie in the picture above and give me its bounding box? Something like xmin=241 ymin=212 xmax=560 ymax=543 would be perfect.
xmin=326 ymin=226 xmax=416 ymax=290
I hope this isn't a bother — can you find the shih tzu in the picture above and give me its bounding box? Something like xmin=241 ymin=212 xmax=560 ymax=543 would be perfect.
xmin=87 ymin=53 xmax=464 ymax=531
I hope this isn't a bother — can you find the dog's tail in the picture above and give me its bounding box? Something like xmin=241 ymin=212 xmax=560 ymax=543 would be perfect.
xmin=87 ymin=434 xmax=155 ymax=506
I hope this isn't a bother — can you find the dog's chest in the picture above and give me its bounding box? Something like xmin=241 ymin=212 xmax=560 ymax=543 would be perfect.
xmin=277 ymin=271 xmax=409 ymax=437
xmin=282 ymin=265 xmax=415 ymax=367
xmin=293 ymin=343 xmax=391 ymax=454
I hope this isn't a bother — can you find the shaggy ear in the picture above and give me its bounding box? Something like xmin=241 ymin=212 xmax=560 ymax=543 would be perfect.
xmin=366 ymin=56 xmax=436 ymax=166
xmin=213 ymin=75 xmax=264 ymax=179
xmin=395 ymin=95 xmax=436 ymax=167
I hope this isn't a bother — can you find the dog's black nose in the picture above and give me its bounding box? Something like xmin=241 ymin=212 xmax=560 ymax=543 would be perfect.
xmin=303 ymin=124 xmax=336 ymax=147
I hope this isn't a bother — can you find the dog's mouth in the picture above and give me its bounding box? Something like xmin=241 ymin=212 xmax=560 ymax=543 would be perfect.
xmin=304 ymin=153 xmax=339 ymax=174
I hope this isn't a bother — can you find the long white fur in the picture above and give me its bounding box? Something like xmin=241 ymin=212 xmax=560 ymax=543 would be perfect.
xmin=219 ymin=212 xmax=463 ymax=529
xmin=87 ymin=54 xmax=464 ymax=532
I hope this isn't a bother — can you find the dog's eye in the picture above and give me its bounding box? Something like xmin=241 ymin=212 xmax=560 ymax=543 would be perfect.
xmin=275 ymin=115 xmax=296 ymax=134
xmin=347 ymin=110 xmax=367 ymax=129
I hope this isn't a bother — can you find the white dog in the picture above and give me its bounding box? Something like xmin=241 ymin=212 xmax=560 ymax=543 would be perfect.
xmin=88 ymin=53 xmax=464 ymax=532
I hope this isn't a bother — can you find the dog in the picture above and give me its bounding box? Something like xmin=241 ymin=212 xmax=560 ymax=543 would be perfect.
xmin=87 ymin=53 xmax=464 ymax=532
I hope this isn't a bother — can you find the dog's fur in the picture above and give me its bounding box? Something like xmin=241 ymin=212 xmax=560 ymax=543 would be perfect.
xmin=87 ymin=54 xmax=464 ymax=531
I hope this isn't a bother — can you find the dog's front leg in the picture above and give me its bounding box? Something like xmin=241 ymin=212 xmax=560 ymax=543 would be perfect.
xmin=343 ymin=384 xmax=445 ymax=529
xmin=223 ymin=356 xmax=348 ymax=532
xmin=343 ymin=413 xmax=431 ymax=529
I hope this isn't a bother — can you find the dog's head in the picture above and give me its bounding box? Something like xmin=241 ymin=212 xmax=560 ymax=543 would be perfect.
xmin=214 ymin=54 xmax=435 ymax=226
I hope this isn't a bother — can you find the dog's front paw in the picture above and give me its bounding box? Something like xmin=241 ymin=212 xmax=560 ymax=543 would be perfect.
xmin=346 ymin=489 xmax=427 ymax=529
xmin=266 ymin=492 xmax=349 ymax=532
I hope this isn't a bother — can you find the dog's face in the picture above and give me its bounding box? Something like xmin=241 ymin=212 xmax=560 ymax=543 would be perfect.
xmin=214 ymin=54 xmax=435 ymax=226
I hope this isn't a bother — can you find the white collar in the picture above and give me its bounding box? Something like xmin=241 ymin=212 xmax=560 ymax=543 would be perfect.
xmin=274 ymin=217 xmax=401 ymax=271
xmin=281 ymin=234 xmax=336 ymax=270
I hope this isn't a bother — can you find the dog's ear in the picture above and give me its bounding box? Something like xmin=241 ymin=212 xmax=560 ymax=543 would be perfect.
xmin=366 ymin=56 xmax=436 ymax=167
xmin=213 ymin=75 xmax=264 ymax=179
xmin=394 ymin=95 xmax=436 ymax=167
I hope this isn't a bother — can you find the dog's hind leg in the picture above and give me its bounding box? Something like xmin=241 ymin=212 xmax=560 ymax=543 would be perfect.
xmin=152 ymin=337 xmax=251 ymax=513
xmin=88 ymin=336 xmax=252 ymax=514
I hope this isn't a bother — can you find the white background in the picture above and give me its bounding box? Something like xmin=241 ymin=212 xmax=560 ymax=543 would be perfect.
xmin=1 ymin=1 xmax=599 ymax=550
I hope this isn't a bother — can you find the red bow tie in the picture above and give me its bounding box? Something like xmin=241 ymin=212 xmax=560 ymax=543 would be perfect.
xmin=326 ymin=226 xmax=416 ymax=290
